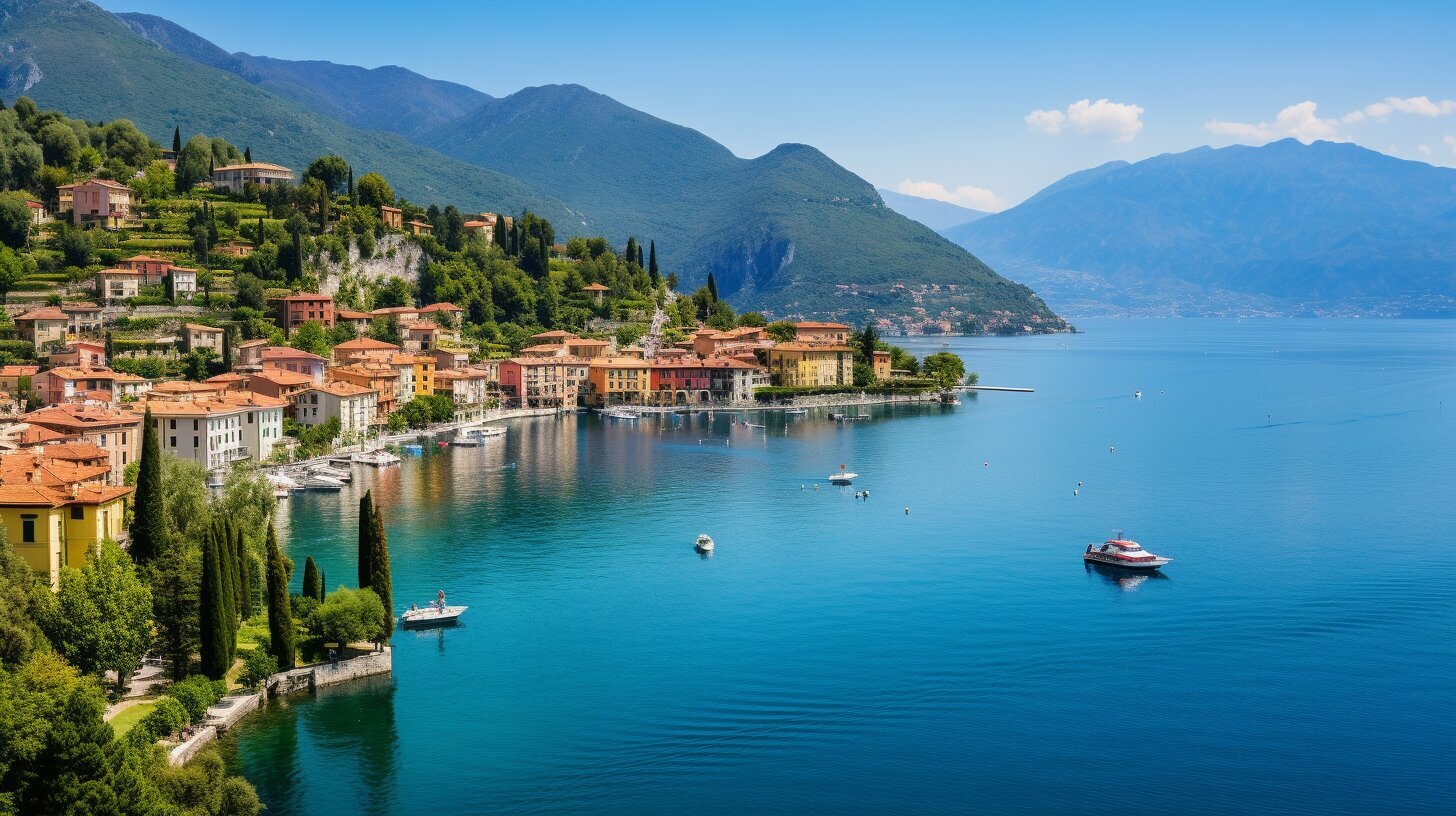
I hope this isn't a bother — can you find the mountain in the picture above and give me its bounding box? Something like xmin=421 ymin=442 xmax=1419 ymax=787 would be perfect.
xmin=0 ymin=0 xmax=573 ymax=222
xmin=115 ymin=12 xmax=490 ymax=139
xmin=0 ymin=0 xmax=1066 ymax=330
xmin=877 ymin=188 xmax=989 ymax=232
xmin=947 ymin=140 xmax=1456 ymax=317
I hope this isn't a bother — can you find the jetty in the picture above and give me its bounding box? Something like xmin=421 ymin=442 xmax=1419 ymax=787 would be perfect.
xmin=960 ymin=385 xmax=1035 ymax=393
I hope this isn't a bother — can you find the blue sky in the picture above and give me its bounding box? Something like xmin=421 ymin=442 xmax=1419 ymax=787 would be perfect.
xmin=101 ymin=0 xmax=1456 ymax=211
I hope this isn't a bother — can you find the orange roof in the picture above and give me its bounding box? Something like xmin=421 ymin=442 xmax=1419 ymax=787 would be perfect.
xmin=0 ymin=365 xmax=40 ymax=376
xmin=132 ymin=393 xmax=287 ymax=416
xmin=73 ymin=178 xmax=131 ymax=190
xmin=308 ymin=381 xmax=375 ymax=398
xmin=379 ymin=205 xmax=402 ymax=213
xmin=238 ymin=338 xmax=269 ymax=348
xmin=46 ymin=367 xmax=140 ymax=382
xmin=23 ymin=404 xmax=139 ymax=431
xmin=249 ymin=370 xmax=314 ymax=387
xmin=150 ymin=381 xmax=225 ymax=395
xmin=184 ymin=323 xmax=223 ymax=333
xmin=260 ymin=347 xmax=325 ymax=362
xmin=204 ymin=373 xmax=249 ymax=384
xmin=582 ymin=283 xmax=609 ymax=291
xmin=795 ymin=321 xmax=851 ymax=330
xmin=61 ymin=302 xmax=102 ymax=313
xmin=40 ymin=442 xmax=108 ymax=461
xmin=567 ymin=338 xmax=609 ymax=346
xmin=96 ymin=268 xmax=141 ymax=277
xmin=529 ymin=330 xmax=575 ymax=341
xmin=420 ymin=302 xmax=463 ymax=313
xmin=334 ymin=338 xmax=400 ymax=352
xmin=402 ymin=321 xmax=440 ymax=332
xmin=0 ymin=482 xmax=131 ymax=507
xmin=124 ymin=254 xmax=170 ymax=263
xmin=274 ymin=293 xmax=331 ymax=302
xmin=214 ymin=162 xmax=292 ymax=173
xmin=369 ymin=306 xmax=417 ymax=316
xmin=17 ymin=308 xmax=67 ymax=321
xmin=520 ymin=344 xmax=566 ymax=354
xmin=17 ymin=425 xmax=70 ymax=445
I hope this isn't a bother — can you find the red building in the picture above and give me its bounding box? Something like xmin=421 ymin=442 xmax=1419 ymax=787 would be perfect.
xmin=272 ymin=293 xmax=335 ymax=336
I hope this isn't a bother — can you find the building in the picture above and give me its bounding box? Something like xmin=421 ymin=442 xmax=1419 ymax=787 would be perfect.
xmin=0 ymin=466 xmax=131 ymax=585
xmin=96 ymin=268 xmax=141 ymax=305
xmin=21 ymin=403 xmax=143 ymax=484
xmin=370 ymin=305 xmax=421 ymax=324
xmin=566 ymin=337 xmax=610 ymax=360
xmin=327 ymin=364 xmax=401 ymax=422
xmin=40 ymin=368 xmax=149 ymax=406
xmin=336 ymin=309 xmax=373 ymax=336
xmin=401 ymin=321 xmax=454 ymax=352
xmin=387 ymin=354 xmax=435 ymax=402
xmin=406 ymin=220 xmax=433 ymax=236
xmin=794 ymin=321 xmax=852 ymax=345
xmin=15 ymin=308 xmax=69 ymax=348
xmin=122 ymin=255 xmax=173 ymax=286
xmin=419 ymin=302 xmax=465 ymax=325
xmin=170 ymin=267 xmax=199 ymax=298
xmin=586 ymin=357 xmax=653 ymax=406
xmin=65 ymin=179 xmax=133 ymax=228
xmin=47 ymin=340 xmax=107 ymax=370
xmin=272 ymin=293 xmax=335 ymax=335
xmin=0 ymin=365 xmax=41 ymax=396
xmin=62 ymin=303 xmax=104 ymax=336
xmin=259 ymin=347 xmax=327 ymax=384
xmin=583 ymin=282 xmax=609 ymax=305
xmin=210 ymin=162 xmax=294 ymax=194
xmin=332 ymin=337 xmax=401 ymax=365
xmin=235 ymin=338 xmax=269 ymax=372
xmin=499 ymin=358 xmax=577 ymax=408
xmin=433 ymin=368 xmax=497 ymax=424
xmin=379 ymin=205 xmax=403 ymax=230
xmin=183 ymin=324 xmax=224 ymax=354
xmin=133 ymin=392 xmax=286 ymax=470
xmin=872 ymin=350 xmax=892 ymax=382
xmin=292 ymin=382 xmax=378 ymax=439
xmin=246 ymin=370 xmax=315 ymax=416
xmin=765 ymin=344 xmax=853 ymax=388
xmin=25 ymin=199 xmax=47 ymax=225
xmin=431 ymin=347 xmax=471 ymax=371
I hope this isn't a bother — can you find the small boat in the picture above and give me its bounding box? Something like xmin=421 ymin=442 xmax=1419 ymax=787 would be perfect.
xmin=303 ymin=474 xmax=345 ymax=491
xmin=400 ymin=443 xmax=424 ymax=455
xmin=401 ymin=602 xmax=467 ymax=629
xmin=784 ymin=408 xmax=807 ymax=416
xmin=829 ymin=412 xmax=848 ymax=421
xmin=1135 ymin=390 xmax=1143 ymax=398
xmin=352 ymin=449 xmax=401 ymax=467
xmin=602 ymin=407 xmax=638 ymax=420
xmin=828 ymin=465 xmax=858 ymax=485
xmin=308 ymin=464 xmax=352 ymax=483
xmin=476 ymin=426 xmax=506 ymax=439
xmin=695 ymin=533 xmax=715 ymax=553
xmin=1082 ymin=534 xmax=1171 ymax=571
xmin=451 ymin=429 xmax=483 ymax=446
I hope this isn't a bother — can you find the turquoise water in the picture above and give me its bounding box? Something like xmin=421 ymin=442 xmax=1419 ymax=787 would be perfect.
xmin=229 ymin=319 xmax=1456 ymax=815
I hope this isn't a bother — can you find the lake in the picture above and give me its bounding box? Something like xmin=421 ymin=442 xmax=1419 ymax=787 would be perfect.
xmin=227 ymin=318 xmax=1456 ymax=815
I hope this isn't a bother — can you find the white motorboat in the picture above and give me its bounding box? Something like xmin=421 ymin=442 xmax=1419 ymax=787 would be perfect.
xmin=1083 ymin=534 xmax=1171 ymax=571
xmin=308 ymin=464 xmax=352 ymax=482
xmin=828 ymin=465 xmax=858 ymax=485
xmin=477 ymin=426 xmax=506 ymax=439
xmin=303 ymin=473 xmax=345 ymax=491
xmin=602 ymin=407 xmax=638 ymax=420
xmin=401 ymin=602 xmax=467 ymax=629
xmin=784 ymin=408 xmax=807 ymax=416
xmin=352 ymin=449 xmax=401 ymax=467
xmin=451 ymin=429 xmax=483 ymax=446
xmin=695 ymin=534 xmax=715 ymax=553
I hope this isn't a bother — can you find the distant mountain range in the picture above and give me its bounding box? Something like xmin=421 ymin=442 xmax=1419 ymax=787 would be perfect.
xmin=876 ymin=189 xmax=989 ymax=231
xmin=0 ymin=0 xmax=1066 ymax=331
xmin=945 ymin=140 xmax=1456 ymax=317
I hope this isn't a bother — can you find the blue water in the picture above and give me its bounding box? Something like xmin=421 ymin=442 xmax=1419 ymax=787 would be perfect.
xmin=229 ymin=319 xmax=1456 ymax=815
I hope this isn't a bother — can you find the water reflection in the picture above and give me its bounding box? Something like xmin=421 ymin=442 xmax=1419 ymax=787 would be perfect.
xmin=302 ymin=675 xmax=399 ymax=816
xmin=1084 ymin=561 xmax=1171 ymax=591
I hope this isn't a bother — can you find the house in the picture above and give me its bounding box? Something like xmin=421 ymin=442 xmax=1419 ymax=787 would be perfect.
xmin=335 ymin=310 xmax=373 ymax=336
xmin=528 ymin=329 xmax=575 ymax=345
xmin=389 ymin=353 xmax=435 ymax=401
xmin=498 ymin=358 xmax=578 ymax=409
xmin=419 ymin=302 xmax=465 ymax=324
xmin=122 ymin=255 xmax=173 ymax=286
xmin=259 ymin=347 xmax=327 ymax=384
xmin=327 ymin=364 xmax=401 ymax=422
xmin=332 ymin=337 xmax=401 ymax=365
xmin=872 ymin=350 xmax=892 ymax=382
xmin=586 ymin=357 xmax=653 ymax=406
xmin=149 ymin=381 xmax=230 ymax=400
xmin=0 ymin=468 xmax=131 ymax=586
xmin=21 ymin=403 xmax=143 ymax=484
xmin=401 ymin=321 xmax=455 ymax=352
xmin=202 ymin=373 xmax=250 ymax=392
xmin=765 ymin=343 xmax=854 ymax=387
xmin=25 ymin=199 xmax=48 ymax=225
xmin=95 ymin=268 xmax=141 ymax=304
xmin=271 ymin=293 xmax=334 ymax=335
xmin=793 ymin=321 xmax=852 ymax=345
xmin=0 ymin=365 xmax=41 ymax=395
xmin=433 ymin=368 xmax=496 ymax=424
xmin=132 ymin=392 xmax=286 ymax=470
xmin=566 ymin=338 xmax=610 ymax=360
xmin=215 ymin=242 xmax=253 ymax=258
xmin=380 ymin=205 xmax=403 ymax=230
xmin=370 ymin=305 xmax=421 ymax=324
xmin=235 ymin=338 xmax=269 ymax=372
xmin=40 ymin=368 xmax=150 ymax=406
xmin=47 ymin=340 xmax=107 ymax=370
xmin=183 ymin=324 xmax=224 ymax=355
xmin=65 ymin=179 xmax=133 ymax=228
xmin=406 ymin=219 xmax=433 ymax=236
xmin=431 ymin=347 xmax=471 ymax=371
xmin=210 ymin=162 xmax=294 ymax=194
xmin=246 ymin=370 xmax=314 ymax=415
xmin=170 ymin=267 xmax=199 ymax=298
xmin=292 ymin=382 xmax=378 ymax=439
xmin=55 ymin=183 xmax=74 ymax=214
xmin=583 ymin=282 xmax=609 ymax=305
xmin=15 ymin=308 xmax=69 ymax=348
xmin=62 ymin=303 xmax=104 ymax=336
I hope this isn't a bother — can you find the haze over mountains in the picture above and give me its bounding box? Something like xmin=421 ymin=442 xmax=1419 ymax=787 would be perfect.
xmin=0 ymin=0 xmax=1066 ymax=332
xmin=875 ymin=188 xmax=988 ymax=232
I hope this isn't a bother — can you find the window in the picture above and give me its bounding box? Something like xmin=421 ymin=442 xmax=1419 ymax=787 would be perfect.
xmin=170 ymin=436 xmax=176 ymax=447
xmin=170 ymin=419 xmax=176 ymax=430
xmin=248 ymin=412 xmax=254 ymax=424
xmin=193 ymin=436 xmax=199 ymax=448
xmin=21 ymin=517 xmax=35 ymax=543
xmin=70 ymin=506 xmax=84 ymax=520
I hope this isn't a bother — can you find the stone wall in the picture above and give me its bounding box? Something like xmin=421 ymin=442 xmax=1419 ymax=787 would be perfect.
xmin=167 ymin=725 xmax=217 ymax=767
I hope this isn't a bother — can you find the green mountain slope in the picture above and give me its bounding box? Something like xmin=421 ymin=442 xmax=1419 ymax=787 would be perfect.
xmin=0 ymin=0 xmax=573 ymax=221
xmin=947 ymin=140 xmax=1456 ymax=316
xmin=115 ymin=12 xmax=491 ymax=139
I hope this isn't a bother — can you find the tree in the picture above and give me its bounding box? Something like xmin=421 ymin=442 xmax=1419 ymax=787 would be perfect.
xmin=302 ymin=556 xmax=321 ymax=603
xmin=0 ymin=194 xmax=31 ymax=250
xmin=366 ymin=501 xmax=393 ymax=642
xmin=356 ymin=172 xmax=393 ymax=209
xmin=305 ymin=154 xmax=350 ymax=194
xmin=859 ymin=323 xmax=879 ymax=363
xmin=149 ymin=539 xmax=200 ymax=681
xmin=357 ymin=491 xmax=374 ymax=590
xmin=129 ymin=408 xmax=165 ymax=563
xmin=766 ymin=321 xmax=798 ymax=343
xmin=172 ymin=126 xmax=181 ymax=154
xmin=240 ymin=649 xmax=276 ymax=689
xmin=0 ymin=536 xmax=46 ymax=667
xmin=307 ymin=587 xmax=386 ymax=646
xmin=284 ymin=213 xmax=308 ymax=282
xmin=175 ymin=134 xmax=214 ymax=192
xmin=289 ymin=320 xmax=330 ymax=357
xmin=57 ymin=226 xmax=93 ymax=267
xmin=648 ymin=240 xmax=660 ymax=287
xmin=0 ymin=245 xmax=28 ymax=301
xmin=265 ymin=524 xmax=294 ymax=671
xmin=198 ymin=531 xmax=230 ymax=680
xmin=36 ymin=120 xmax=80 ymax=168
xmin=921 ymin=351 xmax=967 ymax=388
xmin=243 ymin=145 xmax=251 ymax=163
xmin=38 ymin=540 xmax=152 ymax=692
xmin=706 ymin=272 xmax=719 ymax=303
xmin=624 ymin=237 xmax=639 ymax=267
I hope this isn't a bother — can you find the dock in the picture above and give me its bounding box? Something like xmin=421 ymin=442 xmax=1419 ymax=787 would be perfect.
xmin=961 ymin=385 xmax=1035 ymax=393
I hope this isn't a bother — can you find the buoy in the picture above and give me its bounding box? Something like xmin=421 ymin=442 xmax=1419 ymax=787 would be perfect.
xmin=1077 ymin=481 xmax=1083 ymax=487
xmin=983 ymin=462 xmax=989 ymax=467
xmin=800 ymin=484 xmax=805 ymax=491
xmin=1073 ymin=489 xmax=1079 ymax=496
xmin=1109 ymin=446 xmax=1115 ymax=453
xmin=904 ymin=507 xmax=910 ymax=515
xmin=864 ymin=489 xmax=870 ymax=498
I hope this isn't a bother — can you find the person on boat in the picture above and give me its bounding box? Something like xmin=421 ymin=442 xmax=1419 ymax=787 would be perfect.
xmin=437 ymin=589 xmax=446 ymax=611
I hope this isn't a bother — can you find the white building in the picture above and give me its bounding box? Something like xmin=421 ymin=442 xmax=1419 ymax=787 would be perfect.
xmin=292 ymin=382 xmax=378 ymax=439
xmin=138 ymin=393 xmax=286 ymax=471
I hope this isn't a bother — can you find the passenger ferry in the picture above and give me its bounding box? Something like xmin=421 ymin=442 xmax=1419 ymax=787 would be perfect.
xmin=1083 ymin=534 xmax=1171 ymax=570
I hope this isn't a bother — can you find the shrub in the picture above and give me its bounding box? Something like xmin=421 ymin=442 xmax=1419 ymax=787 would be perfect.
xmin=136 ymin=696 xmax=190 ymax=743
xmin=166 ymin=675 xmax=222 ymax=721
xmin=240 ymin=649 xmax=278 ymax=689
xmin=308 ymin=587 xmax=387 ymax=645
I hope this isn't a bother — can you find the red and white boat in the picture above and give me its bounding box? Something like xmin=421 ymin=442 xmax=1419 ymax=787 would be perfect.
xmin=1083 ymin=534 xmax=1171 ymax=570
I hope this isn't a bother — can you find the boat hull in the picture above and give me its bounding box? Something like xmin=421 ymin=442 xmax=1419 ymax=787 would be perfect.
xmin=1082 ymin=553 xmax=1170 ymax=570
xmin=401 ymin=605 xmax=468 ymax=629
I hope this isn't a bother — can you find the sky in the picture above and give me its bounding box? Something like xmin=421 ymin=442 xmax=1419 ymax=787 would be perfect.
xmin=100 ymin=0 xmax=1456 ymax=212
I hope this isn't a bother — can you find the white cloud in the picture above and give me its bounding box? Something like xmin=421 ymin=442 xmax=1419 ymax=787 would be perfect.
xmin=1446 ymin=135 xmax=1456 ymax=156
xmin=1204 ymin=101 xmax=1342 ymax=145
xmin=1345 ymin=96 xmax=1456 ymax=123
xmin=1419 ymin=144 xmax=1432 ymax=156
xmin=896 ymin=179 xmax=1009 ymax=213
xmin=1025 ymin=99 xmax=1144 ymax=142
xmin=1024 ymin=109 xmax=1066 ymax=134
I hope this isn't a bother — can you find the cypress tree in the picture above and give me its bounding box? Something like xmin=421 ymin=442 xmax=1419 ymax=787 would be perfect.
xmin=214 ymin=523 xmax=237 ymax=661
xmin=129 ymin=409 xmax=165 ymax=563
xmin=318 ymin=568 xmax=327 ymax=602
xmin=648 ymin=241 xmax=660 ymax=286
xmin=637 ymin=243 xmax=644 ymax=269
xmin=492 ymin=216 xmax=506 ymax=247
xmin=244 ymin=146 xmax=252 ymax=163
xmin=291 ymin=229 xmax=303 ymax=282
xmin=256 ymin=216 xmax=264 ymax=246
xmin=625 ymin=237 xmax=638 ymax=266
xmin=220 ymin=327 xmax=232 ymax=370
xmin=347 ymin=166 xmax=355 ymax=204
xmin=318 ymin=186 xmax=329 ymax=230
xmin=265 ymin=524 xmax=294 ymax=671
xmin=707 ymin=273 xmax=719 ymax=303
xmin=172 ymin=127 xmax=181 ymax=154
xmin=235 ymin=526 xmax=253 ymax=619
xmin=369 ymin=502 xmax=394 ymax=641
xmin=302 ymin=556 xmax=321 ymax=602
xmin=199 ymin=531 xmax=229 ymax=680
xmin=358 ymin=491 xmax=375 ymax=589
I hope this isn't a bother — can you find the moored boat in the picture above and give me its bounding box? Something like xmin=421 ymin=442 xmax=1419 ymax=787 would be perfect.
xmin=1083 ymin=534 xmax=1171 ymax=570
xmin=352 ymin=449 xmax=401 ymax=467
xmin=828 ymin=465 xmax=858 ymax=485
xmin=303 ymin=473 xmax=345 ymax=491
xmin=401 ymin=602 xmax=467 ymax=629
xmin=695 ymin=533 xmax=714 ymax=553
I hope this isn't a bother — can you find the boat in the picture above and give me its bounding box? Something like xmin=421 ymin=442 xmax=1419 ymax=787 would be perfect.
xmin=307 ymin=464 xmax=352 ymax=483
xmin=476 ymin=426 xmax=506 ymax=439
xmin=695 ymin=533 xmax=715 ymax=553
xmin=1135 ymin=390 xmax=1143 ymax=398
xmin=1082 ymin=534 xmax=1171 ymax=571
xmin=303 ymin=473 xmax=345 ymax=491
xmin=602 ymin=407 xmax=639 ymax=420
xmin=352 ymin=449 xmax=401 ymax=467
xmin=401 ymin=602 xmax=468 ymax=629
xmin=828 ymin=412 xmax=848 ymax=421
xmin=828 ymin=465 xmax=858 ymax=485
xmin=784 ymin=408 xmax=807 ymax=416
xmin=451 ymin=429 xmax=483 ymax=446
xmin=400 ymin=443 xmax=424 ymax=455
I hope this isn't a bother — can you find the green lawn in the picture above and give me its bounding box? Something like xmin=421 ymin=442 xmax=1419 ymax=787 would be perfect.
xmin=109 ymin=700 xmax=157 ymax=738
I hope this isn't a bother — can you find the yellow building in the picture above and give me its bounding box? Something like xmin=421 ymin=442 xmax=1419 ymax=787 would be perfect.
xmin=0 ymin=483 xmax=131 ymax=585
xmin=587 ymin=358 xmax=654 ymax=406
xmin=765 ymin=344 xmax=853 ymax=387
xmin=872 ymin=350 xmax=892 ymax=383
